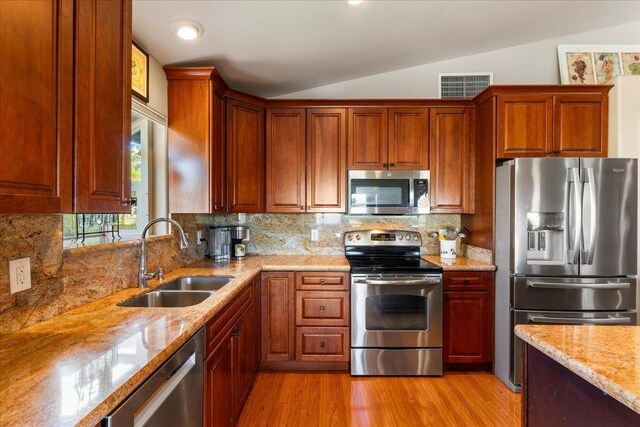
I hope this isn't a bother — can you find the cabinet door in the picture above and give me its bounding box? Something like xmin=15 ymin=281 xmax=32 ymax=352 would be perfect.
xmin=388 ymin=108 xmax=430 ymax=170
xmin=306 ymin=109 xmax=347 ymax=212
xmin=0 ymin=0 xmax=73 ymax=213
xmin=347 ymin=108 xmax=388 ymax=170
xmin=211 ymin=90 xmax=227 ymax=212
xmin=232 ymin=304 xmax=255 ymax=417
xmin=429 ymin=108 xmax=472 ymax=213
xmin=75 ymin=0 xmax=132 ymax=213
xmin=204 ymin=333 xmax=234 ymax=427
xmin=261 ymin=272 xmax=295 ymax=362
xmin=553 ymin=94 xmax=607 ymax=157
xmin=227 ymin=98 xmax=265 ymax=213
xmin=252 ymin=276 xmax=261 ymax=371
xmin=167 ymin=78 xmax=213 ymax=213
xmin=497 ymin=94 xmax=553 ymax=158
xmin=266 ymin=109 xmax=306 ymax=212
xmin=443 ymin=291 xmax=488 ymax=364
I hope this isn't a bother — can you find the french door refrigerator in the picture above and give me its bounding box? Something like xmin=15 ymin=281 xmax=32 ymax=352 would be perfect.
xmin=495 ymin=158 xmax=638 ymax=390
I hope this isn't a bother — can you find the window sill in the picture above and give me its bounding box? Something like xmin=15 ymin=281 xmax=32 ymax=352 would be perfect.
xmin=63 ymin=233 xmax=174 ymax=256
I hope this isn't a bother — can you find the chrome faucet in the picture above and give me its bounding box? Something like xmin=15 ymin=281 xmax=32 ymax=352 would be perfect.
xmin=139 ymin=218 xmax=189 ymax=288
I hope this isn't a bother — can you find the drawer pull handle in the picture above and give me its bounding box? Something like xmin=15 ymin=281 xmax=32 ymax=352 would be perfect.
xmin=319 ymin=306 xmax=326 ymax=312
xmin=320 ymin=342 xmax=325 ymax=348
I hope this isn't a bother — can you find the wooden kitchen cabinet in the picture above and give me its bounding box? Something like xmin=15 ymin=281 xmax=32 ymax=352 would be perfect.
xmin=443 ymin=271 xmax=494 ymax=369
xmin=348 ymin=108 xmax=388 ymax=169
xmin=306 ymin=109 xmax=347 ymax=212
xmin=165 ymin=67 xmax=228 ymax=213
xmin=204 ymin=284 xmax=256 ymax=427
xmin=1 ymin=0 xmax=131 ymax=214
xmin=227 ymin=98 xmax=266 ymax=213
xmin=496 ymin=89 xmax=609 ymax=159
xmin=429 ymin=108 xmax=473 ymax=214
xmin=252 ymin=275 xmax=261 ymax=372
xmin=266 ymin=109 xmax=306 ymax=212
xmin=388 ymin=108 xmax=430 ymax=170
xmin=261 ymin=272 xmax=296 ymax=362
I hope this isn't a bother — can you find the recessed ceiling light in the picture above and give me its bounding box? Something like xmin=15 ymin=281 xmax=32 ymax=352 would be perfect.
xmin=348 ymin=0 xmax=364 ymax=5
xmin=170 ymin=19 xmax=204 ymax=41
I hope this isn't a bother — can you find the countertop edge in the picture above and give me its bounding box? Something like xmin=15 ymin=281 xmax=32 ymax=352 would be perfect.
xmin=422 ymin=255 xmax=496 ymax=271
xmin=514 ymin=326 xmax=640 ymax=415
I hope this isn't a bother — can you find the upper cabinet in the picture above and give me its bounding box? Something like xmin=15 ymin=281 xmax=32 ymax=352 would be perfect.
xmin=227 ymin=97 xmax=266 ymax=213
xmin=265 ymin=108 xmax=347 ymax=213
xmin=348 ymin=107 xmax=429 ymax=170
xmin=348 ymin=108 xmax=388 ymax=169
xmin=165 ymin=67 xmax=227 ymax=213
xmin=0 ymin=0 xmax=74 ymax=213
xmin=388 ymin=108 xmax=430 ymax=170
xmin=429 ymin=108 xmax=473 ymax=214
xmin=74 ymin=0 xmax=132 ymax=213
xmin=495 ymin=87 xmax=609 ymax=159
xmin=0 ymin=0 xmax=132 ymax=214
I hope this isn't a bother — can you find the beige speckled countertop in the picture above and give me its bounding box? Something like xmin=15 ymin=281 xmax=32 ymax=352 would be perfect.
xmin=0 ymin=255 xmax=349 ymax=427
xmin=515 ymin=325 xmax=640 ymax=414
xmin=423 ymin=255 xmax=495 ymax=271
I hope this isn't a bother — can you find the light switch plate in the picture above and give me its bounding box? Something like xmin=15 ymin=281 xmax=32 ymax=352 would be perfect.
xmin=311 ymin=229 xmax=319 ymax=241
xmin=9 ymin=257 xmax=31 ymax=293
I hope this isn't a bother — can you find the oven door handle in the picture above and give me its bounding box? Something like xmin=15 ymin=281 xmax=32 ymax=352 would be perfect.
xmin=526 ymin=280 xmax=630 ymax=290
xmin=526 ymin=314 xmax=632 ymax=325
xmin=354 ymin=278 xmax=441 ymax=286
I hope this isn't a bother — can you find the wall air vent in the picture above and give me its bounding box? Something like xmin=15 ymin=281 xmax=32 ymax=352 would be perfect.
xmin=438 ymin=73 xmax=493 ymax=99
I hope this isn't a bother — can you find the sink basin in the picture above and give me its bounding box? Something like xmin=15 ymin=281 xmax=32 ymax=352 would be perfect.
xmin=159 ymin=276 xmax=234 ymax=292
xmin=118 ymin=290 xmax=214 ymax=308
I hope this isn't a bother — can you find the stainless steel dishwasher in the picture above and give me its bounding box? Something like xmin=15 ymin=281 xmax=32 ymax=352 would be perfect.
xmin=103 ymin=328 xmax=205 ymax=427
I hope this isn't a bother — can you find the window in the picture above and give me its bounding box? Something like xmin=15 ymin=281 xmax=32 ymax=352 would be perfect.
xmin=63 ymin=102 xmax=168 ymax=246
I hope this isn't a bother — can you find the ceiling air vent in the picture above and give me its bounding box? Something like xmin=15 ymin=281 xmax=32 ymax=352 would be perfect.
xmin=438 ymin=73 xmax=493 ymax=99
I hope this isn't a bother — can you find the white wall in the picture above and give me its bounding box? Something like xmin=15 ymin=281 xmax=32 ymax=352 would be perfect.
xmin=273 ymin=21 xmax=640 ymax=99
xmin=147 ymin=54 xmax=168 ymax=116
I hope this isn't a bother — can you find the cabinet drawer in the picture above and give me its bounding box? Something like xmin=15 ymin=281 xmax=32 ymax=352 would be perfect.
xmin=295 ymin=272 xmax=349 ymax=291
xmin=296 ymin=291 xmax=349 ymax=326
xmin=444 ymin=272 xmax=492 ymax=291
xmin=295 ymin=327 xmax=349 ymax=362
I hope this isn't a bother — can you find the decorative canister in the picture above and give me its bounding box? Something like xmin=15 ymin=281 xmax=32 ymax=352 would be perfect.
xmin=440 ymin=240 xmax=457 ymax=259
xmin=234 ymin=243 xmax=246 ymax=258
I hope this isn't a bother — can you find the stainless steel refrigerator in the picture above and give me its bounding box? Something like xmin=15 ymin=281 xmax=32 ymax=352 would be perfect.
xmin=494 ymin=158 xmax=638 ymax=391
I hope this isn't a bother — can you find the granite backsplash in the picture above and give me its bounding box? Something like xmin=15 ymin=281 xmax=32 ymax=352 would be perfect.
xmin=1 ymin=212 xmax=491 ymax=335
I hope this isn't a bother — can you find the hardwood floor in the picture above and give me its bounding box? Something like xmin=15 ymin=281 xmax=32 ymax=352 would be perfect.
xmin=237 ymin=372 xmax=521 ymax=426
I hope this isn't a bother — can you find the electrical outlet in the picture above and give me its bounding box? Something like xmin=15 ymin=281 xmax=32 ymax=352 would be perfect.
xmin=311 ymin=229 xmax=319 ymax=241
xmin=196 ymin=230 xmax=203 ymax=242
xmin=9 ymin=257 xmax=31 ymax=294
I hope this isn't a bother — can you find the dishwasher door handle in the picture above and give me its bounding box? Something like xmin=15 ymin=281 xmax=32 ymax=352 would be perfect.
xmin=134 ymin=353 xmax=196 ymax=427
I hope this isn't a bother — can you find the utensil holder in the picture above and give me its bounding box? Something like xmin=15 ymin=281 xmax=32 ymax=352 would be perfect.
xmin=440 ymin=240 xmax=457 ymax=259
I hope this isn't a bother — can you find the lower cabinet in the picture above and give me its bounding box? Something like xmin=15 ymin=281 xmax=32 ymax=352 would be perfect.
xmin=443 ymin=271 xmax=494 ymax=369
xmin=261 ymin=271 xmax=350 ymax=369
xmin=204 ymin=281 xmax=257 ymax=427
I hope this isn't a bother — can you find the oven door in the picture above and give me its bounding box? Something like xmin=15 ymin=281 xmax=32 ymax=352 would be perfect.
xmin=351 ymin=274 xmax=443 ymax=348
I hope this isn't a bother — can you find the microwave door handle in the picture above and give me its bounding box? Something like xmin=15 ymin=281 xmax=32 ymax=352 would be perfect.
xmin=526 ymin=314 xmax=632 ymax=325
xmin=585 ymin=167 xmax=597 ymax=265
xmin=568 ymin=167 xmax=581 ymax=265
xmin=526 ymin=280 xmax=630 ymax=290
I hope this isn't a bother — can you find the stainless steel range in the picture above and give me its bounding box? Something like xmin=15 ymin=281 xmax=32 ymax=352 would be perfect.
xmin=345 ymin=230 xmax=443 ymax=376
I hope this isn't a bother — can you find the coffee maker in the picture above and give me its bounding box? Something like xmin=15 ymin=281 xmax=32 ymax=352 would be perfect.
xmin=207 ymin=225 xmax=250 ymax=261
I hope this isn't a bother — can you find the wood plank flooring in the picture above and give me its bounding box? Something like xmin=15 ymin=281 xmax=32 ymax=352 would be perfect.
xmin=237 ymin=372 xmax=521 ymax=426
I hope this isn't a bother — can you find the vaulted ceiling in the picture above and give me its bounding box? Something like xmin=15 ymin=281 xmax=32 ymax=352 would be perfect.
xmin=132 ymin=0 xmax=640 ymax=97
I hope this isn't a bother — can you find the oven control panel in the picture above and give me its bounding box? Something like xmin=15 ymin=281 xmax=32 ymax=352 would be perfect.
xmin=344 ymin=230 xmax=422 ymax=246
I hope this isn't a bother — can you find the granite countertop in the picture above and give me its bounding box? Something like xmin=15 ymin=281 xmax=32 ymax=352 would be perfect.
xmin=515 ymin=325 xmax=640 ymax=415
xmin=0 ymin=255 xmax=349 ymax=427
xmin=423 ymin=255 xmax=495 ymax=271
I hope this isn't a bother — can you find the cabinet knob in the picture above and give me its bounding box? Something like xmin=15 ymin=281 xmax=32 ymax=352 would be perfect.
xmin=300 ymin=206 xmax=304 ymax=210
xmin=319 ymin=305 xmax=326 ymax=312
xmin=231 ymin=328 xmax=241 ymax=336
xmin=214 ymin=203 xmax=218 ymax=210
xmin=320 ymin=342 xmax=326 ymax=348
xmin=383 ymin=163 xmax=388 ymax=168
xmin=546 ymin=150 xmax=553 ymax=155
xmin=389 ymin=163 xmax=395 ymax=168
xmin=121 ymin=197 xmax=137 ymax=207
xmin=320 ymin=279 xmax=326 ymax=285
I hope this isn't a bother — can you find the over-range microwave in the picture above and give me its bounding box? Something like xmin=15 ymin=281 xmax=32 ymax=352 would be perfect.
xmin=348 ymin=170 xmax=430 ymax=215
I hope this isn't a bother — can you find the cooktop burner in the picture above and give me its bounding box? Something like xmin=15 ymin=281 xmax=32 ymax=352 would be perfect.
xmin=344 ymin=230 xmax=442 ymax=275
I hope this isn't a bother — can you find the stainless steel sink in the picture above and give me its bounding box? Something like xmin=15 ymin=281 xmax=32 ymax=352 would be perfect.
xmin=118 ymin=290 xmax=214 ymax=308
xmin=158 ymin=276 xmax=234 ymax=292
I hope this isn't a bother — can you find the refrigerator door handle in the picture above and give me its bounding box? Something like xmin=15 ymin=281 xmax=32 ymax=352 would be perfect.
xmin=585 ymin=167 xmax=597 ymax=265
xmin=568 ymin=167 xmax=582 ymax=265
xmin=526 ymin=280 xmax=631 ymax=290
xmin=526 ymin=314 xmax=633 ymax=325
